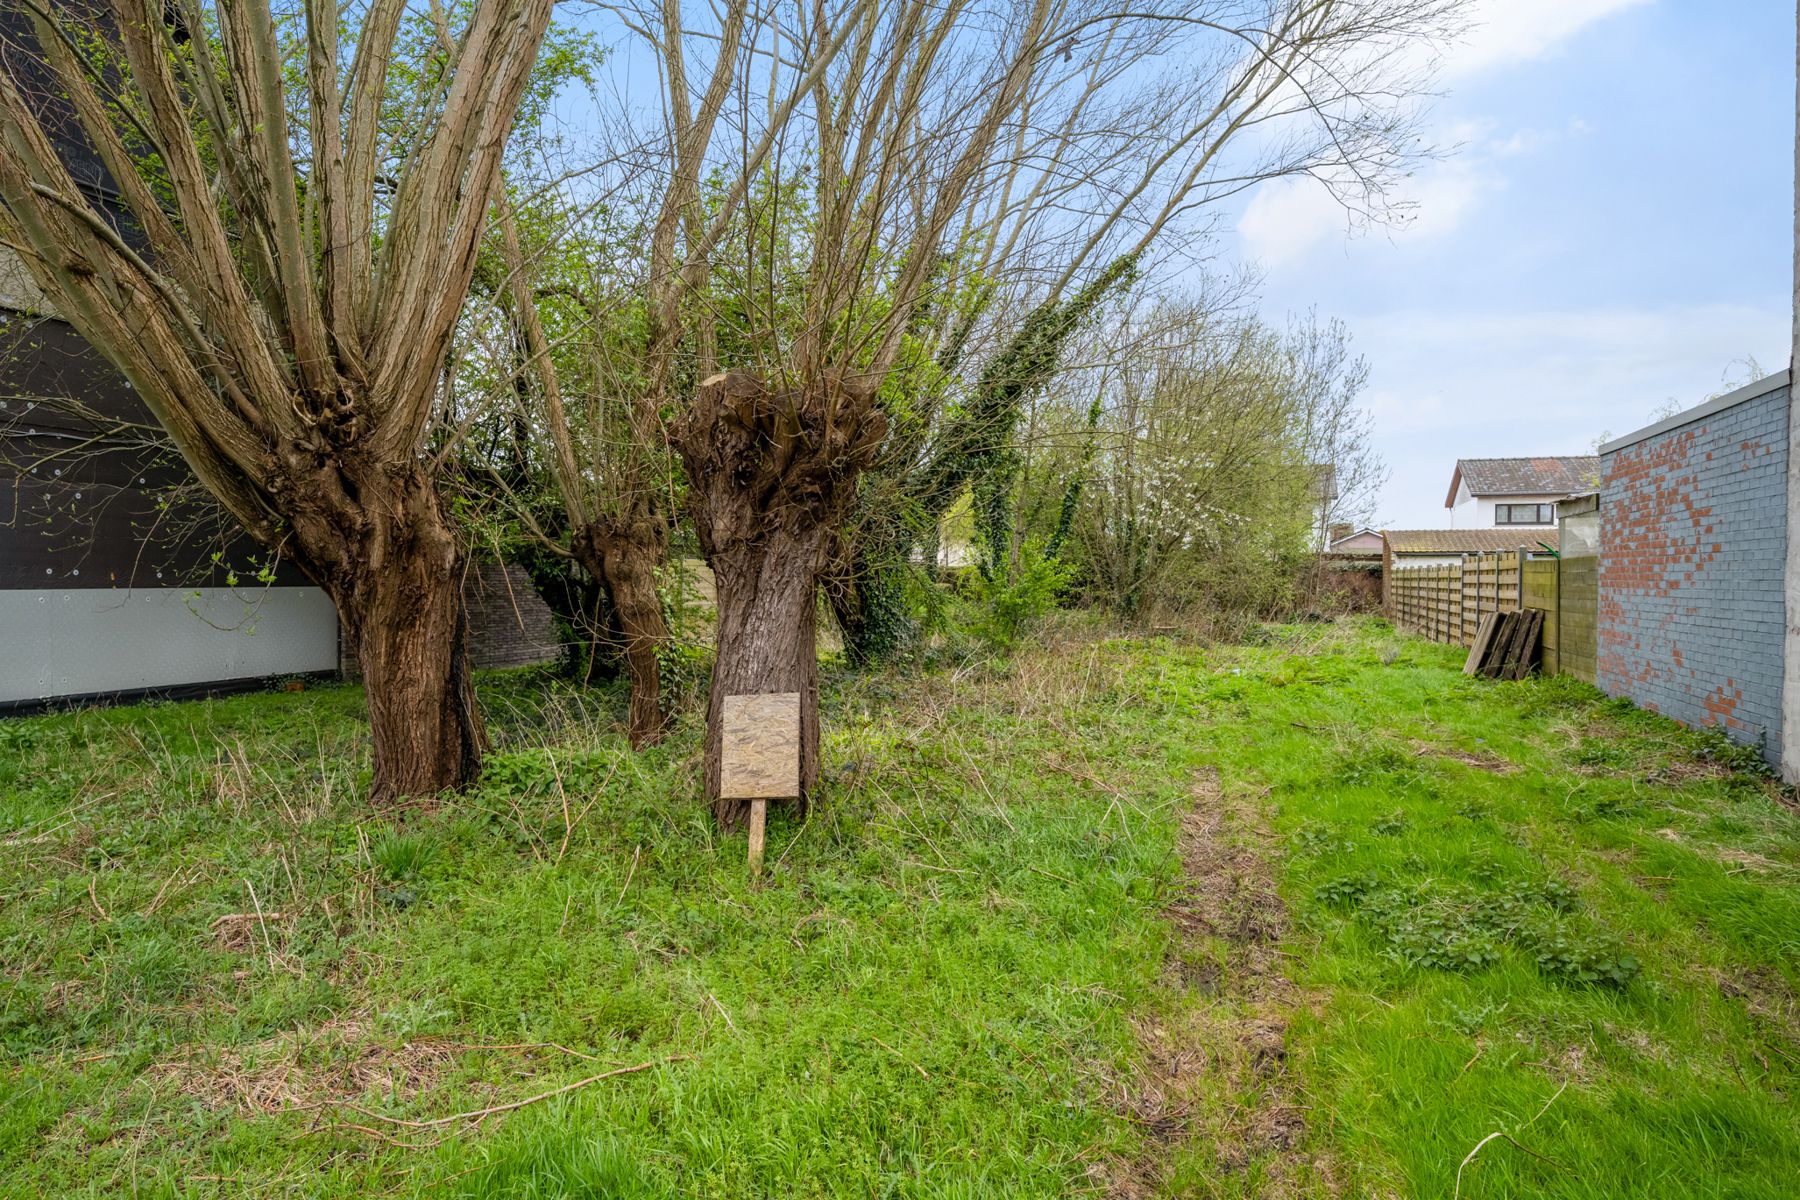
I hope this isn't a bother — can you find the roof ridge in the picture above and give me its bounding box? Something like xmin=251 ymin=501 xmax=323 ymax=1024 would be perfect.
xmin=1456 ymin=454 xmax=1598 ymax=463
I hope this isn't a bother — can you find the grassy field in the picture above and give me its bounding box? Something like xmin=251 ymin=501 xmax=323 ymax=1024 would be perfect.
xmin=2 ymin=618 xmax=1797 ymax=1197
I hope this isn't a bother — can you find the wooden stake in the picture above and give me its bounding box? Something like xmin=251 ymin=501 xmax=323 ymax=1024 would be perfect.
xmin=747 ymin=799 xmax=767 ymax=878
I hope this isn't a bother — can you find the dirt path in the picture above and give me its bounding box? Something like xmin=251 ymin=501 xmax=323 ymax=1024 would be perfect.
xmin=1106 ymin=768 xmax=1334 ymax=1197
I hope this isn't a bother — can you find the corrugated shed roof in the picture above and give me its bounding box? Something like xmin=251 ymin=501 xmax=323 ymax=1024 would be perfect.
xmin=1383 ymin=529 xmax=1561 ymax=554
xmin=1446 ymin=456 xmax=1599 ymax=505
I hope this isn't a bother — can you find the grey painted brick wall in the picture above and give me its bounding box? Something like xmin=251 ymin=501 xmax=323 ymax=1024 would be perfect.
xmin=464 ymin=561 xmax=562 ymax=670
xmin=1597 ymin=380 xmax=1788 ymax=768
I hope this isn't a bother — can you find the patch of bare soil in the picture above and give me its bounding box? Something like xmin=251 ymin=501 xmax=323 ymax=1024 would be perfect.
xmin=144 ymin=1019 xmax=465 ymax=1116
xmin=1101 ymin=769 xmax=1336 ymax=1198
xmin=1643 ymin=759 xmax=1736 ymax=785
xmin=1717 ymin=965 xmax=1800 ymax=1049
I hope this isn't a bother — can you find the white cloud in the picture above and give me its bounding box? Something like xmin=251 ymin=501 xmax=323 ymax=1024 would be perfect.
xmin=1235 ymin=177 xmax=1350 ymax=269
xmin=1236 ymin=109 xmax=1596 ymax=271
xmin=1236 ymin=156 xmax=1499 ymax=269
xmin=1351 ymin=303 xmax=1789 ymax=525
xmin=1397 ymin=160 xmax=1493 ymax=238
xmin=1489 ymin=120 xmax=1576 ymax=157
xmin=1444 ymin=0 xmax=1654 ymax=80
xmin=1232 ymin=0 xmax=1641 ymax=272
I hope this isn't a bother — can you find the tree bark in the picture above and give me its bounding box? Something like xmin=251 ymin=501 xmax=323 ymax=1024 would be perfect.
xmin=674 ymin=370 xmax=885 ymax=828
xmin=707 ymin=527 xmax=828 ymax=827
xmin=281 ymin=452 xmax=485 ymax=805
xmin=573 ymin=512 xmax=670 ymax=748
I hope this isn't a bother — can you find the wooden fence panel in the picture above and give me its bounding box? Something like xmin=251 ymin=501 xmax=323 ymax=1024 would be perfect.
xmin=1522 ymin=559 xmax=1559 ymax=676
xmin=1390 ymin=547 xmax=1595 ymax=685
xmin=1391 ymin=550 xmax=1528 ymax=653
xmin=1558 ymin=557 xmax=1598 ymax=684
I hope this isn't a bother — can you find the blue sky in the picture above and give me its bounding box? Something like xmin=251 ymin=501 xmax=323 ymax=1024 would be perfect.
xmin=1232 ymin=0 xmax=1794 ymax=528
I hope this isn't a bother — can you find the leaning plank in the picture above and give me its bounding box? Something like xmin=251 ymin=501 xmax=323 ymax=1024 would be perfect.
xmin=1507 ymin=610 xmax=1544 ymax=680
xmin=1485 ymin=611 xmax=1525 ymax=679
xmin=1494 ymin=609 xmax=1534 ymax=680
xmin=1464 ymin=612 xmax=1501 ymax=675
xmin=1504 ymin=610 xmax=1538 ymax=678
xmin=1478 ymin=612 xmax=1510 ymax=678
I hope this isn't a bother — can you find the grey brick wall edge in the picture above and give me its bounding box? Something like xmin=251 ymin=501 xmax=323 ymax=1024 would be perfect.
xmin=1597 ymin=380 xmax=1788 ymax=768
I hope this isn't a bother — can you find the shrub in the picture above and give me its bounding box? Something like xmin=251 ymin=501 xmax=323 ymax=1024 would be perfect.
xmin=962 ymin=541 xmax=1075 ymax=653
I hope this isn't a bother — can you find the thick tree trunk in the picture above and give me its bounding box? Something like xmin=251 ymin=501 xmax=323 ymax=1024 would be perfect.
xmin=514 ymin=543 xmax=622 ymax=685
xmin=574 ymin=512 xmax=670 ymax=748
xmin=283 ymin=453 xmax=485 ymax=805
xmin=674 ymin=370 xmax=886 ymax=828
xmin=706 ymin=528 xmax=829 ymax=827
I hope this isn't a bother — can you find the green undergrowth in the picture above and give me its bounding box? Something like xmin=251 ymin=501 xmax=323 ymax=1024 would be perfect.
xmin=1 ymin=618 xmax=1797 ymax=1197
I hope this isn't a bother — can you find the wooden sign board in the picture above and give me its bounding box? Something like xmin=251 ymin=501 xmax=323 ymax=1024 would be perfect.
xmin=721 ymin=692 xmax=800 ymax=879
xmin=721 ymin=692 xmax=801 ymax=800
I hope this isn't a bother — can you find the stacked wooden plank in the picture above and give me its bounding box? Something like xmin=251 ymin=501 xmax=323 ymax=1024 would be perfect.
xmin=1462 ymin=609 xmax=1544 ymax=679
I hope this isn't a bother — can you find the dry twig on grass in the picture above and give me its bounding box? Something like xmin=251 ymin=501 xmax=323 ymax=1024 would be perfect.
xmin=343 ymin=1056 xmax=686 ymax=1129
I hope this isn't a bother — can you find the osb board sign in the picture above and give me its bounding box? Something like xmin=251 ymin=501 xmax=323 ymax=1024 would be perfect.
xmin=721 ymin=692 xmax=801 ymax=800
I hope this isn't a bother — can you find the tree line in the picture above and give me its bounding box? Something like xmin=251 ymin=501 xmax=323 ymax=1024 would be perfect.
xmin=0 ymin=0 xmax=1457 ymax=820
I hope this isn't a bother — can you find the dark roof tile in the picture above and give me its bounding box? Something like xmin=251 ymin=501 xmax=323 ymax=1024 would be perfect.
xmin=1450 ymin=456 xmax=1598 ymax=502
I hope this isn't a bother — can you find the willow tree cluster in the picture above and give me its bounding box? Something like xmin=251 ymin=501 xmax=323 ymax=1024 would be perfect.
xmin=0 ymin=0 xmax=1462 ymax=816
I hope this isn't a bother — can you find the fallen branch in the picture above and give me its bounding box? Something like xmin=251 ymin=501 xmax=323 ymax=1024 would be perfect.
xmin=345 ymin=1056 xmax=686 ymax=1129
xmin=707 ymin=993 xmax=739 ymax=1034
xmin=443 ymin=1040 xmax=604 ymax=1063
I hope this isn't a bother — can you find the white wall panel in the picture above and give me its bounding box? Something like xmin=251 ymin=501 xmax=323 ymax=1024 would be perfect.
xmin=0 ymin=587 xmax=338 ymax=703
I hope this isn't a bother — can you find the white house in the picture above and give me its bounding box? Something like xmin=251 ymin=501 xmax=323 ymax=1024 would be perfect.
xmin=1444 ymin=457 xmax=1598 ymax=529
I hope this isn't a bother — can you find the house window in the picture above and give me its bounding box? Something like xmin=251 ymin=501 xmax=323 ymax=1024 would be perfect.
xmin=1494 ymin=503 xmax=1554 ymax=525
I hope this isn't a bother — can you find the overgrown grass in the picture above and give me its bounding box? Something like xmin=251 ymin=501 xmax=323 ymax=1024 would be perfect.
xmin=1 ymin=619 xmax=1796 ymax=1197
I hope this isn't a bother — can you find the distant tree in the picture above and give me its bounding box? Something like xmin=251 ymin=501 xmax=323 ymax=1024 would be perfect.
xmin=1017 ymin=300 xmax=1379 ymax=618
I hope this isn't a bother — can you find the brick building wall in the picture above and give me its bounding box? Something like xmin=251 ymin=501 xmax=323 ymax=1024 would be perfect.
xmin=463 ymin=561 xmax=562 ymax=670
xmin=1596 ymin=375 xmax=1789 ymax=768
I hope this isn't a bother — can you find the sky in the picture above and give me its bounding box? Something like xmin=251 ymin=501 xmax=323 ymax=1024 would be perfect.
xmin=1229 ymin=0 xmax=1795 ymax=529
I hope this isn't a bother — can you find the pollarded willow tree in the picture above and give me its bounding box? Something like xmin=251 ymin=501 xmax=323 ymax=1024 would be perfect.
xmin=0 ymin=0 xmax=553 ymax=801
xmin=653 ymin=0 xmax=1083 ymax=825
xmin=828 ymin=0 xmax=1465 ymax=659
xmin=482 ymin=0 xmax=860 ymax=749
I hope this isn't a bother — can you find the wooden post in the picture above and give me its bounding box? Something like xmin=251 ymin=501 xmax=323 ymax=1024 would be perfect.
xmin=747 ymin=798 xmax=767 ymax=877
xmin=720 ymin=692 xmax=801 ymax=879
xmin=1554 ymin=554 xmax=1563 ymax=679
xmin=1476 ymin=551 xmax=1485 ymax=633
